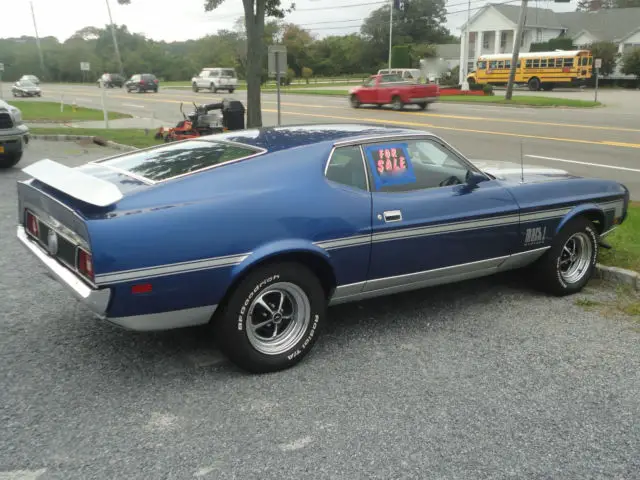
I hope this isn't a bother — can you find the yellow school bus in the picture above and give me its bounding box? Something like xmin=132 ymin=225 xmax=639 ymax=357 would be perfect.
xmin=467 ymin=50 xmax=593 ymax=91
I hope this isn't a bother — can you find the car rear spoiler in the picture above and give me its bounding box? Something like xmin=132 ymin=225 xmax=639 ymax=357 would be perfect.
xmin=22 ymin=159 xmax=123 ymax=207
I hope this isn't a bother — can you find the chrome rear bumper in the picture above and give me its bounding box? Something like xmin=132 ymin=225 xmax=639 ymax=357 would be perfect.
xmin=17 ymin=226 xmax=111 ymax=317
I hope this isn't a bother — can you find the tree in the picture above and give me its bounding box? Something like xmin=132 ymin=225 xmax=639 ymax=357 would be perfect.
xmin=621 ymin=47 xmax=640 ymax=84
xmin=281 ymin=24 xmax=314 ymax=76
xmin=118 ymin=0 xmax=294 ymax=128
xmin=361 ymin=0 xmax=453 ymax=68
xmin=391 ymin=45 xmax=411 ymax=68
xmin=588 ymin=41 xmax=621 ymax=77
xmin=577 ymin=0 xmax=640 ymax=8
xmin=576 ymin=0 xmax=613 ymax=10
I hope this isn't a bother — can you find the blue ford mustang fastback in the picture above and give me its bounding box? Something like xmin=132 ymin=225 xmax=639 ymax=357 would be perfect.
xmin=16 ymin=124 xmax=629 ymax=373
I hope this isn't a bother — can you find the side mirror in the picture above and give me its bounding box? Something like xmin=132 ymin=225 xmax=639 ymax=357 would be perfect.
xmin=463 ymin=171 xmax=489 ymax=191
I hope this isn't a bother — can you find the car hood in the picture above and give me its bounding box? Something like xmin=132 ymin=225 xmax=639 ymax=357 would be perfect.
xmin=470 ymin=159 xmax=577 ymax=183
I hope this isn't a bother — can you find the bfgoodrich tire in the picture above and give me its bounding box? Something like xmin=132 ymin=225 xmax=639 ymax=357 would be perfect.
xmin=0 ymin=152 xmax=23 ymax=169
xmin=533 ymin=216 xmax=598 ymax=296
xmin=213 ymin=262 xmax=327 ymax=373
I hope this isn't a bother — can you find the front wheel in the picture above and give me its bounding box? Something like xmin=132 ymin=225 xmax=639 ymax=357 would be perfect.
xmin=212 ymin=262 xmax=327 ymax=373
xmin=192 ymin=83 xmax=198 ymax=92
xmin=391 ymin=96 xmax=404 ymax=111
xmin=350 ymin=94 xmax=361 ymax=108
xmin=229 ymin=88 xmax=235 ymax=94
xmin=0 ymin=152 xmax=23 ymax=169
xmin=532 ymin=216 xmax=598 ymax=296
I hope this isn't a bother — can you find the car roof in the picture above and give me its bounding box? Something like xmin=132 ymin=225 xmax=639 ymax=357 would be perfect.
xmin=203 ymin=123 xmax=429 ymax=152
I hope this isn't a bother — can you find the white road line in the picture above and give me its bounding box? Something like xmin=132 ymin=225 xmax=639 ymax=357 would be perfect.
xmin=525 ymin=154 xmax=640 ymax=173
xmin=122 ymin=103 xmax=145 ymax=109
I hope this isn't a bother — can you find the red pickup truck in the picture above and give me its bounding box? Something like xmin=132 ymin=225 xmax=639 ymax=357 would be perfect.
xmin=349 ymin=74 xmax=440 ymax=110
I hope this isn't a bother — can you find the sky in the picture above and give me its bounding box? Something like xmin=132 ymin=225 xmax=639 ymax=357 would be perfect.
xmin=2 ymin=0 xmax=577 ymax=43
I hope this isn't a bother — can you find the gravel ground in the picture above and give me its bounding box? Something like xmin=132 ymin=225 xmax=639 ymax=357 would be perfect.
xmin=1 ymin=141 xmax=638 ymax=480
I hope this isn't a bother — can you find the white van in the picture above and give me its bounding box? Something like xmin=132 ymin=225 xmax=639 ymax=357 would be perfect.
xmin=192 ymin=68 xmax=238 ymax=93
xmin=377 ymin=68 xmax=422 ymax=82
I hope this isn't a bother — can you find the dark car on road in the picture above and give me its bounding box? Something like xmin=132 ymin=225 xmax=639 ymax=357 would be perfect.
xmin=98 ymin=73 xmax=125 ymax=88
xmin=125 ymin=73 xmax=159 ymax=93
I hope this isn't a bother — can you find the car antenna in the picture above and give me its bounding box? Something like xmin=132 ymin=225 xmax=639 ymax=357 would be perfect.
xmin=520 ymin=139 xmax=524 ymax=184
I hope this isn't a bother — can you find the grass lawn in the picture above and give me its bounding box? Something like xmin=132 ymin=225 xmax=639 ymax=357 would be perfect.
xmin=29 ymin=127 xmax=162 ymax=149
xmin=9 ymin=101 xmax=131 ymax=122
xmin=262 ymin=89 xmax=602 ymax=108
xmin=438 ymin=95 xmax=601 ymax=108
xmin=599 ymin=202 xmax=640 ymax=273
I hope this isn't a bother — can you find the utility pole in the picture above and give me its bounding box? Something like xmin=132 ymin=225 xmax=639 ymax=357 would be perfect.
xmin=461 ymin=0 xmax=471 ymax=91
xmin=29 ymin=1 xmax=46 ymax=79
xmin=105 ymin=0 xmax=124 ymax=76
xmin=388 ymin=0 xmax=394 ymax=70
xmin=389 ymin=0 xmax=407 ymax=71
xmin=505 ymin=0 xmax=528 ymax=100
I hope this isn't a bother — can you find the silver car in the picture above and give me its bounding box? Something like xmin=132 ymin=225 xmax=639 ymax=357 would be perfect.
xmin=12 ymin=79 xmax=42 ymax=97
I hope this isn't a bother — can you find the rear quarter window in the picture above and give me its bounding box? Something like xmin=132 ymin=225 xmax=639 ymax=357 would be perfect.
xmin=98 ymin=140 xmax=264 ymax=181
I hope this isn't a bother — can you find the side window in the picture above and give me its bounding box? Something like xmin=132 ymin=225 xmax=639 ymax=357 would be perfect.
xmin=532 ymin=59 xmax=540 ymax=68
xmin=525 ymin=59 xmax=533 ymax=68
xmin=363 ymin=139 xmax=473 ymax=193
xmin=540 ymin=59 xmax=548 ymax=68
xmin=564 ymin=58 xmax=574 ymax=67
xmin=325 ymin=146 xmax=368 ymax=191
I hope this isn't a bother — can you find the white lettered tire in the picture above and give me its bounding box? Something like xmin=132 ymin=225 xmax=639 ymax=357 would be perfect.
xmin=213 ymin=262 xmax=326 ymax=373
xmin=533 ymin=216 xmax=598 ymax=296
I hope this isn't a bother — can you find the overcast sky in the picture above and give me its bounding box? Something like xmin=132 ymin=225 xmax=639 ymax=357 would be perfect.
xmin=4 ymin=0 xmax=576 ymax=43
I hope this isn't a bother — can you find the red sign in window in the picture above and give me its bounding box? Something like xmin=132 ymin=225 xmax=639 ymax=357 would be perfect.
xmin=376 ymin=148 xmax=407 ymax=175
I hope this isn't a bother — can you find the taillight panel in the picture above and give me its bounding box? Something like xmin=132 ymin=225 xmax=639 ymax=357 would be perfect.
xmin=77 ymin=248 xmax=94 ymax=282
xmin=25 ymin=209 xmax=95 ymax=285
xmin=26 ymin=210 xmax=39 ymax=237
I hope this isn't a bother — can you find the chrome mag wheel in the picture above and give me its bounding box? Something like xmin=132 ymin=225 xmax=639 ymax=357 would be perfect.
xmin=245 ymin=282 xmax=311 ymax=356
xmin=558 ymin=231 xmax=593 ymax=284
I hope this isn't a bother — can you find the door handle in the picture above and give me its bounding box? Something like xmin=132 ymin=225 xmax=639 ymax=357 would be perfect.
xmin=383 ymin=210 xmax=402 ymax=222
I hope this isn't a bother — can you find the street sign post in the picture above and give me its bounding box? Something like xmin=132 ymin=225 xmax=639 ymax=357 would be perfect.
xmin=0 ymin=63 xmax=3 ymax=99
xmin=594 ymin=58 xmax=601 ymax=103
xmin=268 ymin=44 xmax=287 ymax=126
xmin=80 ymin=61 xmax=90 ymax=84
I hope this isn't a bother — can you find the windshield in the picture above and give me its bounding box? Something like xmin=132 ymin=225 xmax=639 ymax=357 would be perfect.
xmin=96 ymin=140 xmax=264 ymax=181
xmin=19 ymin=80 xmax=36 ymax=87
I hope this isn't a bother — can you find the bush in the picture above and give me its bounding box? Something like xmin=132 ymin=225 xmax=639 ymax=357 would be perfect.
xmin=301 ymin=67 xmax=313 ymax=84
xmin=483 ymin=84 xmax=494 ymax=96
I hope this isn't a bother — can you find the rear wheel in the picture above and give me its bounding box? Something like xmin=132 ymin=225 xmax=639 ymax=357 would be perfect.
xmin=417 ymin=102 xmax=428 ymax=110
xmin=229 ymin=88 xmax=235 ymax=94
xmin=211 ymin=83 xmax=217 ymax=93
xmin=532 ymin=216 xmax=598 ymax=296
xmin=528 ymin=77 xmax=541 ymax=91
xmin=0 ymin=152 xmax=23 ymax=169
xmin=212 ymin=262 xmax=327 ymax=373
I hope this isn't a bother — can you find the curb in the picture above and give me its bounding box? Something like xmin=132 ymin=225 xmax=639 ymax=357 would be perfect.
xmin=29 ymin=134 xmax=139 ymax=152
xmin=594 ymin=263 xmax=640 ymax=291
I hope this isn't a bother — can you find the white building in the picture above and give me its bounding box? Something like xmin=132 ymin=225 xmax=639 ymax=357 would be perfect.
xmin=453 ymin=3 xmax=640 ymax=83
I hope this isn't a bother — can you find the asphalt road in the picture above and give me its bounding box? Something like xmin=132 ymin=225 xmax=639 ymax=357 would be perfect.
xmin=1 ymin=141 xmax=639 ymax=479
xmin=6 ymin=82 xmax=640 ymax=199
